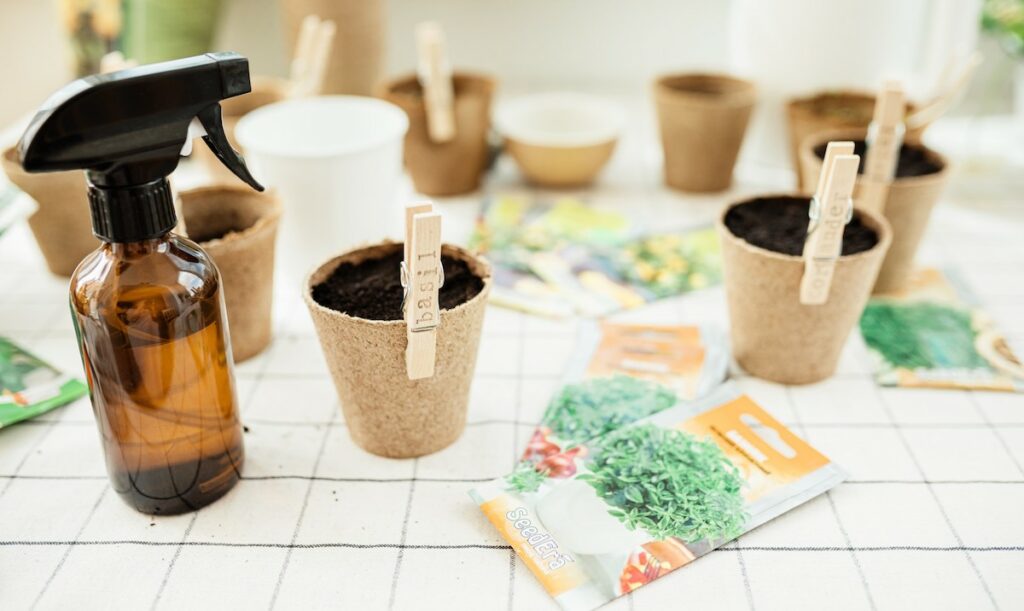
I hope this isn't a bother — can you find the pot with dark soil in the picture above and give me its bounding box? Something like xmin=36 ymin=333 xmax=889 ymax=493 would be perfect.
xmin=377 ymin=72 xmax=496 ymax=196
xmin=798 ymin=129 xmax=948 ymax=293
xmin=785 ymin=91 xmax=924 ymax=186
xmin=304 ymin=242 xmax=491 ymax=457
xmin=718 ymin=195 xmax=891 ymax=384
xmin=2 ymin=146 xmax=98 ymax=276
xmin=179 ymin=186 xmax=282 ymax=362
xmin=654 ymin=72 xmax=757 ymax=193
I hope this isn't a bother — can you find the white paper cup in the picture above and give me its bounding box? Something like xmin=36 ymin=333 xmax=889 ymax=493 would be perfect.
xmin=236 ymin=96 xmax=408 ymax=285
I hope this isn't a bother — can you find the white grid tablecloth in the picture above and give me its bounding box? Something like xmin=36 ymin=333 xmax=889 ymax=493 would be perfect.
xmin=2 ymin=107 xmax=1023 ymax=610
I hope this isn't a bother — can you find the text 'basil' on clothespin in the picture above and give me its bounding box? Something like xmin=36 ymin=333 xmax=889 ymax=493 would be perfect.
xmin=415 ymin=21 xmax=456 ymax=143
xmin=404 ymin=202 xmax=443 ymax=380
xmin=290 ymin=14 xmax=336 ymax=97
xmin=859 ymin=81 xmax=904 ymax=215
xmin=800 ymin=141 xmax=860 ymax=305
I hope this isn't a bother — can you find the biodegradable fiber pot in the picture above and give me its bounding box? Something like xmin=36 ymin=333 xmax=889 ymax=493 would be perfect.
xmin=279 ymin=0 xmax=385 ymax=96
xmin=304 ymin=242 xmax=491 ymax=458
xmin=798 ymin=129 xmax=948 ymax=294
xmin=193 ymin=76 xmax=289 ymax=184
xmin=654 ymin=73 xmax=756 ymax=193
xmin=378 ymin=72 xmax=496 ymax=196
xmin=786 ymin=91 xmax=925 ymax=187
xmin=718 ymin=196 xmax=891 ymax=384
xmin=1 ymin=146 xmax=98 ymax=276
xmin=179 ymin=186 xmax=282 ymax=363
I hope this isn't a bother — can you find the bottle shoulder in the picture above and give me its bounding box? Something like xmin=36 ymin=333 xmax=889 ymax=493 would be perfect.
xmin=71 ymin=234 xmax=220 ymax=316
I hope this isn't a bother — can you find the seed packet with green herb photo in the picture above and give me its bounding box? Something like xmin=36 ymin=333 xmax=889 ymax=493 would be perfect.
xmin=860 ymin=268 xmax=1023 ymax=392
xmin=0 ymin=337 xmax=88 ymax=428
xmin=471 ymin=383 xmax=844 ymax=611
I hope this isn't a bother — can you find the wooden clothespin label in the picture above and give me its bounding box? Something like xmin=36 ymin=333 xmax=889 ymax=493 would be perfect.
xmin=415 ymin=22 xmax=456 ymax=143
xmin=860 ymin=81 xmax=905 ymax=215
xmin=404 ymin=202 xmax=443 ymax=380
xmin=289 ymin=15 xmax=335 ymax=97
xmin=800 ymin=141 xmax=859 ymax=305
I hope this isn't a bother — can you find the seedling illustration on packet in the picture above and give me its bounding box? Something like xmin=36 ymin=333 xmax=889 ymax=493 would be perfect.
xmin=0 ymin=337 xmax=88 ymax=427
xmin=471 ymin=384 xmax=844 ymax=611
xmin=860 ymin=268 xmax=1023 ymax=391
xmin=468 ymin=194 xmax=722 ymax=317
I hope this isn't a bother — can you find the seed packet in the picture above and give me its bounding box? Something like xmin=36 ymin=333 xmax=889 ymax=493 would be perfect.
xmin=468 ymin=194 xmax=722 ymax=317
xmin=471 ymin=383 xmax=844 ymax=611
xmin=0 ymin=186 xmax=36 ymax=239
xmin=0 ymin=337 xmax=88 ymax=428
xmin=517 ymin=322 xmax=728 ymax=489
xmin=860 ymin=268 xmax=1023 ymax=392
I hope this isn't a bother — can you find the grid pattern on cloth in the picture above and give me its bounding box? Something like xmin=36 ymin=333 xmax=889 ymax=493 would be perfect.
xmin=1 ymin=111 xmax=1024 ymax=611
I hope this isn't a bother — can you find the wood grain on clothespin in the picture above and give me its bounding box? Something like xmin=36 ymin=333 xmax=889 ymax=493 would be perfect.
xmin=305 ymin=19 xmax=336 ymax=96
xmin=800 ymin=141 xmax=859 ymax=305
xmin=415 ymin=22 xmax=456 ymax=143
xmin=290 ymin=15 xmax=320 ymax=86
xmin=289 ymin=15 xmax=335 ymax=97
xmin=859 ymin=81 xmax=905 ymax=216
xmin=405 ymin=202 xmax=443 ymax=380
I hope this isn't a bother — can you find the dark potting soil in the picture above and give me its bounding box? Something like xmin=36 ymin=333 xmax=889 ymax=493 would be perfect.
xmin=312 ymin=248 xmax=484 ymax=321
xmin=813 ymin=139 xmax=942 ymax=178
xmin=724 ymin=196 xmax=878 ymax=257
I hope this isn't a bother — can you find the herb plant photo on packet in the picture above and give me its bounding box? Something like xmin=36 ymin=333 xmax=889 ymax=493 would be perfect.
xmin=0 ymin=337 xmax=87 ymax=428
xmin=471 ymin=384 xmax=845 ymax=611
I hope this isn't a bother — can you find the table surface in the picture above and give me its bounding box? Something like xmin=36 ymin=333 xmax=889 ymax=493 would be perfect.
xmin=2 ymin=105 xmax=1024 ymax=611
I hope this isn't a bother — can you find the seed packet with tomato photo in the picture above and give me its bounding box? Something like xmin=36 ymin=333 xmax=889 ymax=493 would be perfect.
xmin=471 ymin=383 xmax=844 ymax=611
xmin=0 ymin=337 xmax=88 ymax=428
xmin=861 ymin=268 xmax=1023 ymax=392
xmin=517 ymin=321 xmax=728 ymax=487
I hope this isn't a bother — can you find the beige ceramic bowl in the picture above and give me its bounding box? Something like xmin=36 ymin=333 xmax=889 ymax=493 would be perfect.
xmin=496 ymin=93 xmax=624 ymax=188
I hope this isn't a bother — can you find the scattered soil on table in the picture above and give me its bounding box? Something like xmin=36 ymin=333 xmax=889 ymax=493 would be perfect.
xmin=312 ymin=248 xmax=484 ymax=320
xmin=724 ymin=196 xmax=879 ymax=257
xmin=814 ymin=139 xmax=942 ymax=178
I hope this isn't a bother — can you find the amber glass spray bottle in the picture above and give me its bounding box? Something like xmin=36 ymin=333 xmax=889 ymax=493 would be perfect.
xmin=18 ymin=53 xmax=265 ymax=514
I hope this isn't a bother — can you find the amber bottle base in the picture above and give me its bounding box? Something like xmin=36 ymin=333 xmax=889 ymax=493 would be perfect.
xmin=110 ymin=449 xmax=244 ymax=516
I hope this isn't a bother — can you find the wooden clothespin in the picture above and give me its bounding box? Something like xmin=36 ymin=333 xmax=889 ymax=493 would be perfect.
xmin=800 ymin=141 xmax=859 ymax=305
xmin=403 ymin=202 xmax=443 ymax=380
xmin=415 ymin=22 xmax=456 ymax=143
xmin=99 ymin=51 xmax=137 ymax=74
xmin=290 ymin=15 xmax=336 ymax=97
xmin=859 ymin=81 xmax=905 ymax=216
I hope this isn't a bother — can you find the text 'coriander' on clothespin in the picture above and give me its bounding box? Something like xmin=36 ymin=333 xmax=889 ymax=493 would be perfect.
xmin=290 ymin=14 xmax=336 ymax=97
xmin=403 ymin=202 xmax=443 ymax=380
xmin=859 ymin=81 xmax=904 ymax=215
xmin=415 ymin=21 xmax=456 ymax=143
xmin=800 ymin=141 xmax=859 ymax=305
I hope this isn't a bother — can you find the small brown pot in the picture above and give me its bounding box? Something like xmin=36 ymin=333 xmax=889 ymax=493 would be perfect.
xmin=718 ymin=196 xmax=892 ymax=384
xmin=279 ymin=0 xmax=385 ymax=96
xmin=654 ymin=73 xmax=757 ymax=193
xmin=377 ymin=72 xmax=496 ymax=196
xmin=194 ymin=76 xmax=290 ymax=184
xmin=786 ymin=90 xmax=925 ymax=187
xmin=304 ymin=242 xmax=491 ymax=458
xmin=179 ymin=186 xmax=282 ymax=363
xmin=798 ymin=129 xmax=949 ymax=294
xmin=1 ymin=146 xmax=98 ymax=276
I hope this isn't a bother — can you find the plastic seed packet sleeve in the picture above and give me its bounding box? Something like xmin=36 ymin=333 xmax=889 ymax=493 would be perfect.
xmin=0 ymin=336 xmax=88 ymax=428
xmin=861 ymin=268 xmax=1023 ymax=392
xmin=471 ymin=383 xmax=845 ymax=611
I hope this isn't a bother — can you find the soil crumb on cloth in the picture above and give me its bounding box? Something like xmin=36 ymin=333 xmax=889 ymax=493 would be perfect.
xmin=312 ymin=248 xmax=484 ymax=320
xmin=724 ymin=196 xmax=879 ymax=257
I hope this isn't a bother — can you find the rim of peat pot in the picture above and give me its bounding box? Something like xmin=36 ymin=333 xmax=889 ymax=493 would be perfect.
xmin=377 ymin=70 xmax=497 ymax=102
xmin=495 ymin=92 xmax=625 ymax=148
xmin=716 ymin=193 xmax=893 ymax=265
xmin=798 ymin=127 xmax=950 ymax=189
xmin=655 ymin=72 xmax=757 ymax=107
xmin=303 ymin=241 xmax=492 ymax=326
xmin=181 ymin=185 xmax=283 ymax=248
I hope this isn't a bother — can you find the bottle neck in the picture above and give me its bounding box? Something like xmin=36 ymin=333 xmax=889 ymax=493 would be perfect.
xmin=88 ymin=176 xmax=177 ymax=243
xmin=106 ymin=237 xmax=171 ymax=258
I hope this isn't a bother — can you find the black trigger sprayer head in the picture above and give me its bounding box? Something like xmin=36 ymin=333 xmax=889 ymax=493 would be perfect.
xmin=17 ymin=52 xmax=263 ymax=242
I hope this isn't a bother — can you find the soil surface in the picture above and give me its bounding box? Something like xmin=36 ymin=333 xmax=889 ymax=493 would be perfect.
xmin=724 ymin=196 xmax=879 ymax=257
xmin=814 ymin=139 xmax=942 ymax=178
xmin=312 ymin=248 xmax=484 ymax=320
